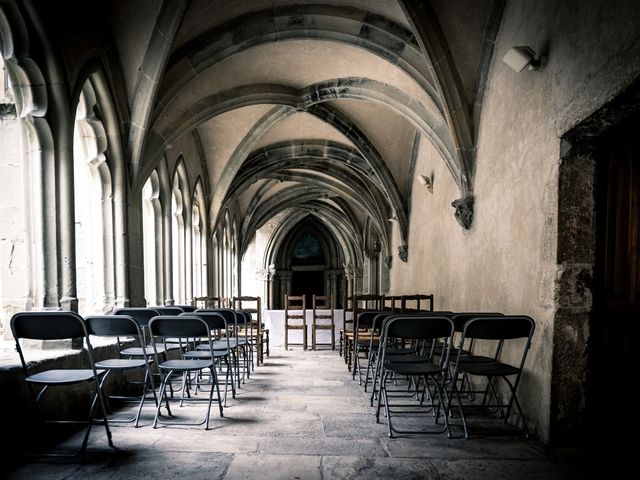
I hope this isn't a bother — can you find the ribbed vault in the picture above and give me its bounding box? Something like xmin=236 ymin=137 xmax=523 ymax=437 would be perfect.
xmin=127 ymin=0 xmax=501 ymax=291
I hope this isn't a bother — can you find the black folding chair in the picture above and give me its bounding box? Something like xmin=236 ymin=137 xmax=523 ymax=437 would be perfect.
xmin=447 ymin=315 xmax=535 ymax=439
xmin=149 ymin=315 xmax=224 ymax=429
xmin=375 ymin=314 xmax=455 ymax=438
xmin=351 ymin=310 xmax=386 ymax=382
xmin=189 ymin=310 xmax=236 ymax=404
xmin=11 ymin=311 xmax=114 ymax=458
xmin=85 ymin=315 xmax=159 ymax=427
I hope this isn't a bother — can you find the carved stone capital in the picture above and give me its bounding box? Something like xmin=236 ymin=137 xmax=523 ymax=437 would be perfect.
xmin=256 ymin=269 xmax=270 ymax=281
xmin=398 ymin=245 xmax=408 ymax=262
xmin=452 ymin=196 xmax=474 ymax=230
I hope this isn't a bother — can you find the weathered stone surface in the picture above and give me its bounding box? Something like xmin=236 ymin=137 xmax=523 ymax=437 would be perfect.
xmin=322 ymin=456 xmax=440 ymax=480
xmin=225 ymin=454 xmax=321 ymax=480
xmin=430 ymin=459 xmax=577 ymax=480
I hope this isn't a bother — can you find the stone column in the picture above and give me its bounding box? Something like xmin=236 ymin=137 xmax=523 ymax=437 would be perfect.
xmin=184 ymin=207 xmax=193 ymax=305
xmin=163 ymin=206 xmax=174 ymax=305
xmin=24 ymin=118 xmax=59 ymax=309
xmin=256 ymin=268 xmax=270 ymax=309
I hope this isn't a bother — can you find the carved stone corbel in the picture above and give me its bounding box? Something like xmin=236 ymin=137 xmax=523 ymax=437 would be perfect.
xmin=365 ymin=241 xmax=381 ymax=258
xmin=398 ymin=245 xmax=408 ymax=262
xmin=452 ymin=196 xmax=474 ymax=230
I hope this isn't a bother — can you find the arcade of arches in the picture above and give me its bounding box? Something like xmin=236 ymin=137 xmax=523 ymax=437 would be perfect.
xmin=0 ymin=0 xmax=638 ymax=457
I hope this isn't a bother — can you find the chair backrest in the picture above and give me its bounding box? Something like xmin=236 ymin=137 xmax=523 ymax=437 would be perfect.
xmin=195 ymin=308 xmax=236 ymax=324
xmin=195 ymin=296 xmax=227 ymax=309
xmin=355 ymin=310 xmax=387 ymax=330
xmin=312 ymin=294 xmax=333 ymax=311
xmin=353 ymin=294 xmax=384 ymax=313
xmin=114 ymin=307 xmax=161 ymax=326
xmin=401 ymin=294 xmax=434 ymax=312
xmin=149 ymin=315 xmax=211 ymax=338
xmin=285 ymin=295 xmax=305 ymax=310
xmin=153 ymin=306 xmax=184 ymax=316
xmin=232 ymin=296 xmax=261 ymax=324
xmin=451 ymin=312 xmax=504 ymax=332
xmin=11 ymin=311 xmax=87 ymax=340
xmin=185 ymin=311 xmax=228 ymax=331
xmin=174 ymin=304 xmax=197 ymax=312
xmin=462 ymin=316 xmax=535 ymax=341
xmin=11 ymin=311 xmax=97 ymax=376
xmin=85 ymin=314 xmax=143 ymax=338
xmin=235 ymin=310 xmax=252 ymax=327
xmin=383 ymin=295 xmax=402 ymax=312
xmin=385 ymin=315 xmax=454 ymax=341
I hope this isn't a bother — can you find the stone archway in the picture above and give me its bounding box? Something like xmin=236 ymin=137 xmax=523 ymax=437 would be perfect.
xmin=270 ymin=216 xmax=346 ymax=309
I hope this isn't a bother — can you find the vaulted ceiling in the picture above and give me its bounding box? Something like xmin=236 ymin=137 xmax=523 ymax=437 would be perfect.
xmin=106 ymin=0 xmax=501 ymax=263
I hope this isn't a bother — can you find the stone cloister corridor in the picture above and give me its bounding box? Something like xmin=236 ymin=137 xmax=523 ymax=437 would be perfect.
xmin=0 ymin=0 xmax=639 ymax=477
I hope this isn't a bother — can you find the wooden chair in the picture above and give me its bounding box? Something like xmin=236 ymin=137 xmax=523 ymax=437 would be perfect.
xmin=339 ymin=292 xmax=354 ymax=358
xmin=311 ymin=294 xmax=335 ymax=350
xmin=233 ymin=296 xmax=268 ymax=366
xmin=194 ymin=296 xmax=228 ymax=309
xmin=345 ymin=294 xmax=385 ymax=370
xmin=401 ymin=294 xmax=434 ymax=312
xmin=284 ymin=294 xmax=307 ymax=350
xmin=383 ymin=295 xmax=402 ymax=312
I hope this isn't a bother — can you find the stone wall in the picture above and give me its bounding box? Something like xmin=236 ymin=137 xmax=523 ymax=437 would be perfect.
xmin=390 ymin=0 xmax=640 ymax=442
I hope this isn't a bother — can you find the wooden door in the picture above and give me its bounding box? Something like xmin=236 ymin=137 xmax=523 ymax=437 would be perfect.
xmin=590 ymin=117 xmax=640 ymax=451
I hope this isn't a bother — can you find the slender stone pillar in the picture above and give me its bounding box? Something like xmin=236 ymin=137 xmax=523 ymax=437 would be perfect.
xmin=163 ymin=206 xmax=174 ymax=305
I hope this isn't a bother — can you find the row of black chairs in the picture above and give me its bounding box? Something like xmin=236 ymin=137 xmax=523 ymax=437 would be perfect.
xmin=348 ymin=310 xmax=535 ymax=439
xmin=10 ymin=305 xmax=260 ymax=459
xmin=340 ymin=294 xmax=433 ymax=370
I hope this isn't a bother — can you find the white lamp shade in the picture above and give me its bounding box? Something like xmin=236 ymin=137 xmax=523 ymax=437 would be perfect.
xmin=502 ymin=46 xmax=536 ymax=72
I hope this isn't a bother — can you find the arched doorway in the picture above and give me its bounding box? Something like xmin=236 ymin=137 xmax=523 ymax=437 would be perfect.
xmin=271 ymin=216 xmax=346 ymax=309
xmin=290 ymin=230 xmax=326 ymax=305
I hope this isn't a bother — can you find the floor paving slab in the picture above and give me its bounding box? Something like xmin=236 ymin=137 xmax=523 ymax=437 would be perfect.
xmin=4 ymin=347 xmax=577 ymax=480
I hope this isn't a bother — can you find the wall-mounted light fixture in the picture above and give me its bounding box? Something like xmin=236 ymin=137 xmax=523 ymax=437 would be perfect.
xmin=388 ymin=214 xmax=398 ymax=223
xmin=502 ymin=46 xmax=542 ymax=72
xmin=417 ymin=174 xmax=433 ymax=194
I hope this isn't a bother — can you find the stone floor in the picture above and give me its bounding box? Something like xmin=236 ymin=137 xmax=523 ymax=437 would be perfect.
xmin=5 ymin=348 xmax=579 ymax=480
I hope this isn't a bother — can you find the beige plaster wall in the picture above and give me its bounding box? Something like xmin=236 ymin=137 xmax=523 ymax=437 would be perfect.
xmin=390 ymin=0 xmax=640 ymax=441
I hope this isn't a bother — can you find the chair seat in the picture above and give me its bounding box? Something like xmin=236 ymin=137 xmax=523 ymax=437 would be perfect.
xmin=95 ymin=359 xmax=147 ymax=370
xmin=458 ymin=354 xmax=495 ymax=364
xmin=458 ymin=361 xmax=520 ymax=377
xmin=384 ymin=361 xmax=445 ymax=376
xmin=159 ymin=359 xmax=213 ymax=371
xmin=184 ymin=349 xmax=229 ymax=359
xmin=383 ymin=353 xmax=424 ymax=363
xmin=121 ymin=345 xmax=165 ymax=356
xmin=27 ymin=369 xmax=98 ymax=385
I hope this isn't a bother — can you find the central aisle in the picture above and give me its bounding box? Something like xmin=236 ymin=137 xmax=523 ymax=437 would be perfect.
xmin=8 ymin=348 xmax=575 ymax=480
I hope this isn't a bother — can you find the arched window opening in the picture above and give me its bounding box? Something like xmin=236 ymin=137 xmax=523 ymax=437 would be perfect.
xmin=211 ymin=232 xmax=219 ymax=297
xmin=223 ymin=226 xmax=230 ymax=300
xmin=73 ymin=82 xmax=115 ymax=315
xmin=192 ymin=203 xmax=204 ymax=298
xmin=171 ymin=176 xmax=186 ymax=304
xmin=231 ymin=225 xmax=238 ymax=298
xmin=142 ymin=171 xmax=162 ymax=306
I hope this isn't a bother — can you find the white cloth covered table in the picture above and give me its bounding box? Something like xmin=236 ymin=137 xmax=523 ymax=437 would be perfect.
xmin=262 ymin=309 xmax=353 ymax=347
